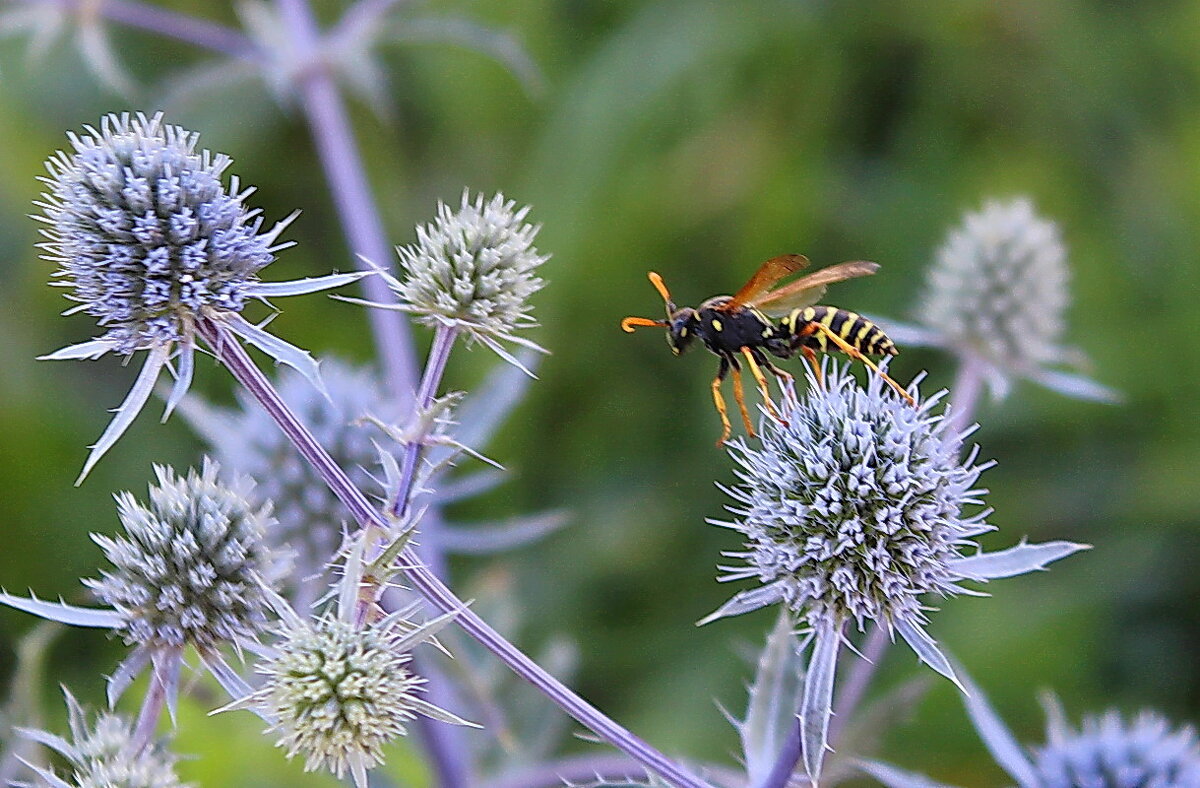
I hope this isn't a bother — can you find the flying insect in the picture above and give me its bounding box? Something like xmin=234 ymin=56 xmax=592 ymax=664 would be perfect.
xmin=621 ymin=254 xmax=913 ymax=445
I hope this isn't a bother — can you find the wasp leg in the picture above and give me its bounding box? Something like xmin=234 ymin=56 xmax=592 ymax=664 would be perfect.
xmin=808 ymin=322 xmax=915 ymax=406
xmin=742 ymin=348 xmax=786 ymax=425
xmin=711 ymin=356 xmax=734 ymax=446
xmin=729 ymin=355 xmax=757 ymax=440
xmin=801 ymin=346 xmax=824 ymax=388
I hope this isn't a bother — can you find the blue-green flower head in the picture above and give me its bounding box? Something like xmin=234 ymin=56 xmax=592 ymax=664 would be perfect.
xmin=37 ymin=112 xmax=290 ymax=354
xmin=85 ymin=459 xmax=279 ymax=651
xmin=18 ymin=689 xmax=188 ymax=788
xmin=704 ymin=363 xmax=1088 ymax=783
xmin=34 ymin=112 xmax=367 ymax=482
xmin=1033 ymin=706 xmax=1200 ymax=788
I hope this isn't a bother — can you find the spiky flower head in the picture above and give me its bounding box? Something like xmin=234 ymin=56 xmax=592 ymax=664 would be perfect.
xmin=183 ymin=359 xmax=391 ymax=573
xmin=35 ymin=112 xmax=366 ymax=481
xmin=1032 ymin=705 xmax=1200 ymax=788
xmin=224 ymin=598 xmax=475 ymax=788
xmin=19 ymin=689 xmax=188 ymax=788
xmin=84 ymin=459 xmax=278 ymax=650
xmin=704 ymin=364 xmax=1087 ymax=782
xmin=862 ymin=681 xmax=1200 ymax=788
xmin=883 ymin=197 xmax=1116 ymax=402
xmin=374 ymin=191 xmax=548 ymax=366
xmin=921 ymin=197 xmax=1070 ymax=373
xmin=37 ymin=111 xmax=290 ymax=354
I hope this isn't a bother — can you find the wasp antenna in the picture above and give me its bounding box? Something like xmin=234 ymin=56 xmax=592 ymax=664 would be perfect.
xmin=620 ymin=316 xmax=667 ymax=333
xmin=647 ymin=271 xmax=674 ymax=309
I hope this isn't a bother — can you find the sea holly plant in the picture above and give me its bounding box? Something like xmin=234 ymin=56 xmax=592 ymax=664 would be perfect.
xmin=35 ymin=111 xmax=368 ymax=483
xmin=860 ymin=668 xmax=1200 ymax=788
xmin=700 ymin=363 xmax=1089 ymax=784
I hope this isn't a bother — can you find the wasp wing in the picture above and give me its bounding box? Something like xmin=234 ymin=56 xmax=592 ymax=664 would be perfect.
xmin=717 ymin=254 xmax=810 ymax=312
xmin=751 ymin=261 xmax=880 ymax=316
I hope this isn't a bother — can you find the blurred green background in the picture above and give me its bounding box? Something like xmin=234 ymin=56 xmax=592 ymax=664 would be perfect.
xmin=1 ymin=0 xmax=1198 ymax=785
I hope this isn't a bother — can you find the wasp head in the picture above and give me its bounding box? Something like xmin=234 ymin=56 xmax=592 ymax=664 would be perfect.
xmin=621 ymin=271 xmax=700 ymax=355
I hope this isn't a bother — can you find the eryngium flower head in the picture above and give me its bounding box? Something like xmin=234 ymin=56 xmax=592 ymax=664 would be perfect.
xmin=884 ymin=197 xmax=1117 ymax=402
xmin=84 ymin=459 xmax=277 ymax=650
xmin=182 ymin=359 xmax=391 ymax=577
xmin=37 ymin=112 xmax=288 ymax=354
xmin=226 ymin=605 xmax=475 ymax=788
xmin=35 ymin=112 xmax=366 ymax=481
xmin=1032 ymin=705 xmax=1200 ymax=788
xmin=923 ymin=197 xmax=1070 ymax=372
xmin=862 ymin=681 xmax=1200 ymax=788
xmin=704 ymin=364 xmax=1086 ymax=782
xmin=375 ymin=191 xmax=548 ymax=365
xmin=707 ymin=365 xmax=994 ymax=633
xmin=19 ymin=689 xmax=188 ymax=788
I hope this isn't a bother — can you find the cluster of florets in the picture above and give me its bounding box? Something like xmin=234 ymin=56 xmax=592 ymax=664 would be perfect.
xmin=920 ymin=197 xmax=1072 ymax=372
xmin=22 ymin=691 xmax=188 ymax=788
xmin=714 ymin=365 xmax=990 ymax=630
xmin=1031 ymin=708 xmax=1200 ymax=788
xmin=394 ymin=190 xmax=547 ymax=341
xmin=253 ymin=613 xmax=430 ymax=779
xmin=36 ymin=111 xmax=287 ymax=354
xmin=84 ymin=460 xmax=277 ymax=649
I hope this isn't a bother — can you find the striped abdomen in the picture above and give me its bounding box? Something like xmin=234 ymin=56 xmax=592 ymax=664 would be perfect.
xmin=785 ymin=306 xmax=897 ymax=356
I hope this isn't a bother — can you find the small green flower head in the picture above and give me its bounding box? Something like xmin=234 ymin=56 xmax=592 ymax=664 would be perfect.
xmin=20 ymin=689 xmax=188 ymax=788
xmin=84 ymin=459 xmax=278 ymax=650
xmin=390 ymin=190 xmax=548 ymax=358
xmin=249 ymin=612 xmax=470 ymax=785
xmin=920 ymin=197 xmax=1071 ymax=372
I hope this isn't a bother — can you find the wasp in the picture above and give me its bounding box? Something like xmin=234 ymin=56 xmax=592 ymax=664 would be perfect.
xmin=621 ymin=254 xmax=913 ymax=445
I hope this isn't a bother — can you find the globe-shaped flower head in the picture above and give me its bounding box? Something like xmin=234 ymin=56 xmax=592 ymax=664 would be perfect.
xmin=864 ymin=677 xmax=1200 ymax=788
xmin=0 ymin=459 xmax=282 ymax=751
xmin=84 ymin=460 xmax=278 ymax=651
xmin=219 ymin=580 xmax=476 ymax=787
xmin=18 ymin=690 xmax=188 ymax=788
xmin=703 ymin=363 xmax=1087 ymax=782
xmin=882 ymin=197 xmax=1117 ymax=403
xmin=35 ymin=112 xmax=367 ymax=481
xmin=361 ymin=191 xmax=549 ymax=370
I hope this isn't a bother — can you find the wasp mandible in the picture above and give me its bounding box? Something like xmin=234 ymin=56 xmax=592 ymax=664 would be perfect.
xmin=621 ymin=254 xmax=914 ymax=445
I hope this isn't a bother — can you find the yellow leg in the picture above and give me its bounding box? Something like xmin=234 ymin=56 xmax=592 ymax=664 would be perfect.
xmin=711 ymin=375 xmax=732 ymax=446
xmin=809 ymin=323 xmax=915 ymax=406
xmin=802 ymin=347 xmax=824 ymax=388
xmin=741 ymin=348 xmax=783 ymax=423
xmin=730 ymin=365 xmax=757 ymax=439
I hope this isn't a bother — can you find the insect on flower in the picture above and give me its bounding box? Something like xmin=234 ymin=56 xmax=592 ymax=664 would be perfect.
xmin=621 ymin=254 xmax=914 ymax=445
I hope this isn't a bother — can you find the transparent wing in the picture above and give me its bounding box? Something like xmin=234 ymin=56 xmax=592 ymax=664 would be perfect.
xmin=752 ymin=260 xmax=880 ymax=315
xmin=718 ymin=254 xmax=810 ymax=311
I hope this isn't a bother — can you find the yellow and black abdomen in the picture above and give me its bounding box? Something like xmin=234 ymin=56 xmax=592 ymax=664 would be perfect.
xmin=786 ymin=306 xmax=897 ymax=356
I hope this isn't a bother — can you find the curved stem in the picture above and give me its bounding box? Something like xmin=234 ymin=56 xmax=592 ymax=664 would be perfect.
xmin=274 ymin=0 xmax=418 ymax=402
xmin=25 ymin=0 xmax=255 ymax=58
xmin=198 ymin=317 xmax=709 ymax=788
xmin=947 ymin=355 xmax=987 ymax=437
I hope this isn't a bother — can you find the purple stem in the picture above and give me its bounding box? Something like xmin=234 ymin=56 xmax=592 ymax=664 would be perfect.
xmin=393 ymin=323 xmax=459 ymax=522
xmin=23 ymin=0 xmax=255 ymax=58
xmin=758 ymin=357 xmax=990 ymax=788
xmin=274 ymin=0 xmax=419 ymax=402
xmin=197 ymin=317 xmax=709 ymax=788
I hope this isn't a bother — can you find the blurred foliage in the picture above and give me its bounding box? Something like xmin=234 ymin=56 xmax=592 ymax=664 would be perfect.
xmin=1 ymin=0 xmax=1198 ymax=785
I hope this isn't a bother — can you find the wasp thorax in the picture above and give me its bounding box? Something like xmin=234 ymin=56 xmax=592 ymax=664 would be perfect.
xmin=667 ymin=308 xmax=700 ymax=355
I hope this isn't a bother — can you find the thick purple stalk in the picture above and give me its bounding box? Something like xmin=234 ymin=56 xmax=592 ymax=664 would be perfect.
xmin=23 ymin=0 xmax=254 ymax=58
xmin=758 ymin=358 xmax=988 ymax=788
xmin=393 ymin=323 xmax=459 ymax=521
xmin=274 ymin=0 xmax=418 ymax=401
xmin=197 ymin=317 xmax=709 ymax=788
